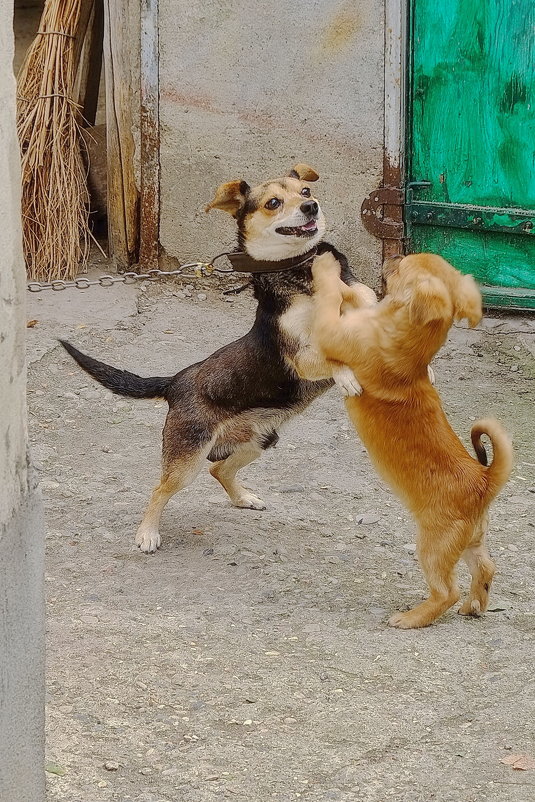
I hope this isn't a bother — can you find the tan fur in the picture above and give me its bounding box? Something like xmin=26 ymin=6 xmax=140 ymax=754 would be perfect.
xmin=309 ymin=252 xmax=513 ymax=628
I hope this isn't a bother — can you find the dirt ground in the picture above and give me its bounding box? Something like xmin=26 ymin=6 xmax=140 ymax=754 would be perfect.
xmin=27 ymin=269 xmax=535 ymax=802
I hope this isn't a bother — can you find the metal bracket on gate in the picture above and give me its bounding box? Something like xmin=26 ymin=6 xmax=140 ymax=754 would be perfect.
xmin=360 ymin=186 xmax=404 ymax=239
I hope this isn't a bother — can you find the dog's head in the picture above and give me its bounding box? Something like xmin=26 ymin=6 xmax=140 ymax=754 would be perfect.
xmin=206 ymin=164 xmax=325 ymax=261
xmin=382 ymin=254 xmax=482 ymax=328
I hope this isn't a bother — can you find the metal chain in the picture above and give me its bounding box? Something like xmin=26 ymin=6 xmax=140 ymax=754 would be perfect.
xmin=27 ymin=262 xmax=234 ymax=293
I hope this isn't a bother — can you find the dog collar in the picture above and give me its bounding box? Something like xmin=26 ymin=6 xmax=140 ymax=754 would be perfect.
xmin=211 ymin=247 xmax=318 ymax=274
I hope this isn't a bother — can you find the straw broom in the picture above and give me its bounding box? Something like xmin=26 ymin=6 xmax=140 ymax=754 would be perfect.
xmin=17 ymin=0 xmax=91 ymax=282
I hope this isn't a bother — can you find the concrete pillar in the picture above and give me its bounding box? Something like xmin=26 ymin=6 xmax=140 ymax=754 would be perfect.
xmin=0 ymin=1 xmax=46 ymax=800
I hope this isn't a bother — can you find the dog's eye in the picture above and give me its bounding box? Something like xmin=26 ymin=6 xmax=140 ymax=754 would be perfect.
xmin=301 ymin=187 xmax=311 ymax=197
xmin=265 ymin=197 xmax=282 ymax=210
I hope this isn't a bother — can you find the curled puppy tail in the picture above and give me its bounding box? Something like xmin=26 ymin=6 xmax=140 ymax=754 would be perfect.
xmin=471 ymin=418 xmax=513 ymax=501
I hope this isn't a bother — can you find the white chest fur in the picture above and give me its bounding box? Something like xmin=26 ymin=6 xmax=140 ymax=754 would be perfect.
xmin=278 ymin=295 xmax=316 ymax=347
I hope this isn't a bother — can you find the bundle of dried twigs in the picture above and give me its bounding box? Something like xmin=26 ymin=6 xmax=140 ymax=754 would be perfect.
xmin=17 ymin=0 xmax=90 ymax=281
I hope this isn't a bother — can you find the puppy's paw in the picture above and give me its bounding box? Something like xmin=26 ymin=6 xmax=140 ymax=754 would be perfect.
xmin=427 ymin=365 xmax=435 ymax=385
xmin=332 ymin=365 xmax=362 ymax=397
xmin=458 ymin=599 xmax=482 ymax=617
xmin=312 ymin=252 xmax=341 ymax=279
xmin=135 ymin=527 xmax=161 ymax=553
xmin=232 ymin=491 xmax=266 ymax=511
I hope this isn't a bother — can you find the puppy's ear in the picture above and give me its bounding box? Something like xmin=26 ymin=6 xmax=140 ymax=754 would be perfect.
xmin=205 ymin=180 xmax=250 ymax=217
xmin=408 ymin=276 xmax=452 ymax=326
xmin=453 ymin=274 xmax=482 ymax=328
xmin=288 ymin=163 xmax=319 ymax=182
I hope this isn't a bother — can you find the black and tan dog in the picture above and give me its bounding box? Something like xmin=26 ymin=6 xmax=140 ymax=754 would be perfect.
xmin=61 ymin=165 xmax=376 ymax=552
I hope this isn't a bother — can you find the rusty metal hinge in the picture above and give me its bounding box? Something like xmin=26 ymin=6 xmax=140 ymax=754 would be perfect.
xmin=360 ymin=186 xmax=404 ymax=239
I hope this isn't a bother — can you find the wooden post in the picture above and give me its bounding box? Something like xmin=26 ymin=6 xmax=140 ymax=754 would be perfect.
xmin=103 ymin=0 xmax=139 ymax=268
xmin=77 ymin=0 xmax=104 ymax=126
xmin=139 ymin=0 xmax=160 ymax=269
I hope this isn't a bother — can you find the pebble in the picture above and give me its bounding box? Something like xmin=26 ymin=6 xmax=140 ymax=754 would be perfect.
xmin=79 ymin=614 xmax=99 ymax=624
xmin=139 ymin=767 xmax=152 ymax=775
xmin=279 ymin=484 xmax=305 ymax=493
xmin=284 ymin=717 xmax=297 ymax=724
xmin=104 ymin=761 xmax=119 ymax=771
xmin=403 ymin=543 xmax=417 ymax=554
xmin=507 ymin=544 xmax=519 ymax=552
xmin=197 ymin=293 xmax=207 ymax=301
xmin=63 ymin=392 xmax=78 ymax=400
xmin=510 ymin=365 xmax=518 ymax=372
xmin=356 ymin=513 xmax=380 ymax=525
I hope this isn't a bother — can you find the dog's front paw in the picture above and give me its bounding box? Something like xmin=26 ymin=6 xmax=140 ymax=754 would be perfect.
xmin=332 ymin=365 xmax=362 ymax=397
xmin=135 ymin=527 xmax=161 ymax=553
xmin=232 ymin=491 xmax=267 ymax=510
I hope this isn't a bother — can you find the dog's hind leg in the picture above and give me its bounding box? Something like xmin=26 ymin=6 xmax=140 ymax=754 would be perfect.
xmin=136 ymin=410 xmax=216 ymax=553
xmin=458 ymin=515 xmax=495 ymax=617
xmin=210 ymin=441 xmax=267 ymax=510
xmin=389 ymin=522 xmax=465 ymax=629
xmin=135 ymin=446 xmax=211 ymax=553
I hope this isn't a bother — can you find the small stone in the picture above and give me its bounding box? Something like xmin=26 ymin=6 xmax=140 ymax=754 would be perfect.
xmin=284 ymin=716 xmax=297 ymax=724
xmin=243 ymin=719 xmax=253 ymax=725
xmin=513 ymin=345 xmax=521 ymax=351
xmin=507 ymin=544 xmax=518 ymax=552
xmin=79 ymin=614 xmax=98 ymax=624
xmin=63 ymin=392 xmax=78 ymax=400
xmin=97 ymin=781 xmax=108 ymax=788
xmin=139 ymin=767 xmax=152 ymax=775
xmin=356 ymin=513 xmax=380 ymax=525
xmin=104 ymin=761 xmax=119 ymax=771
xmin=510 ymin=365 xmax=519 ymax=372
xmin=197 ymin=293 xmax=207 ymax=301
xmin=101 ymin=445 xmax=111 ymax=453
xmin=279 ymin=484 xmax=305 ymax=493
xmin=403 ymin=543 xmax=417 ymax=554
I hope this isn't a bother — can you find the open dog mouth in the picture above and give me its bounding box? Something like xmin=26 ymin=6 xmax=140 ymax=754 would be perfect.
xmin=275 ymin=220 xmax=318 ymax=237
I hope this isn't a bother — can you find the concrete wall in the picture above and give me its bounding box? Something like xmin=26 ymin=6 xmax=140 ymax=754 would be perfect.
xmin=0 ymin=1 xmax=45 ymax=800
xmin=159 ymin=0 xmax=384 ymax=287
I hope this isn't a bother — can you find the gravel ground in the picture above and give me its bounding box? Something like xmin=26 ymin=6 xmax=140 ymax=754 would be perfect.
xmin=27 ymin=271 xmax=535 ymax=802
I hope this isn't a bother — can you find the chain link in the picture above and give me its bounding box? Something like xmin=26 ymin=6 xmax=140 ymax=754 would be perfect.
xmin=27 ymin=262 xmax=233 ymax=293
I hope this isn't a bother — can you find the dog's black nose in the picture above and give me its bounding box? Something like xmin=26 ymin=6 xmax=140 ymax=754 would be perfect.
xmin=300 ymin=200 xmax=319 ymax=216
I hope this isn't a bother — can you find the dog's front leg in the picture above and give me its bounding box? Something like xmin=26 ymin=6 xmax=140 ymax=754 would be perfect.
xmin=330 ymin=362 xmax=363 ymax=397
xmin=290 ymin=351 xmax=362 ymax=397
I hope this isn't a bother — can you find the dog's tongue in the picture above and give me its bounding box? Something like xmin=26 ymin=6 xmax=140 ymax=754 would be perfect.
xmin=301 ymin=220 xmax=317 ymax=231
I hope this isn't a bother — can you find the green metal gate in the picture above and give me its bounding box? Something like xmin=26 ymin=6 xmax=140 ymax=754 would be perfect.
xmin=407 ymin=0 xmax=535 ymax=309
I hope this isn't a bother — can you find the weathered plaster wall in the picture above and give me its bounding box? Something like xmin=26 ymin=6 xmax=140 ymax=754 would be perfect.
xmin=159 ymin=0 xmax=384 ymax=286
xmin=0 ymin=1 xmax=45 ymax=799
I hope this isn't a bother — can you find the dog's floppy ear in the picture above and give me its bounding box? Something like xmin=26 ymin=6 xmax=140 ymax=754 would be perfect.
xmin=453 ymin=274 xmax=482 ymax=328
xmin=205 ymin=180 xmax=250 ymax=217
xmin=288 ymin=163 xmax=319 ymax=182
xmin=408 ymin=276 xmax=452 ymax=326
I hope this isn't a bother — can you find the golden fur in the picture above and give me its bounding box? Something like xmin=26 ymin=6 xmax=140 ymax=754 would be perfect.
xmin=310 ymin=252 xmax=513 ymax=628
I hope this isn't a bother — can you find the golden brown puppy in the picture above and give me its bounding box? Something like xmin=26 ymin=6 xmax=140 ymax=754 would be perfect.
xmin=310 ymin=252 xmax=513 ymax=628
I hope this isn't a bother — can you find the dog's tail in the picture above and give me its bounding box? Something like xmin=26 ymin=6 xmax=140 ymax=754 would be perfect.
xmin=471 ymin=418 xmax=513 ymax=501
xmin=60 ymin=340 xmax=173 ymax=399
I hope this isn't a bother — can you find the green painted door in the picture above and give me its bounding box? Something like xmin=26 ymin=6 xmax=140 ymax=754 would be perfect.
xmin=407 ymin=0 xmax=535 ymax=309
